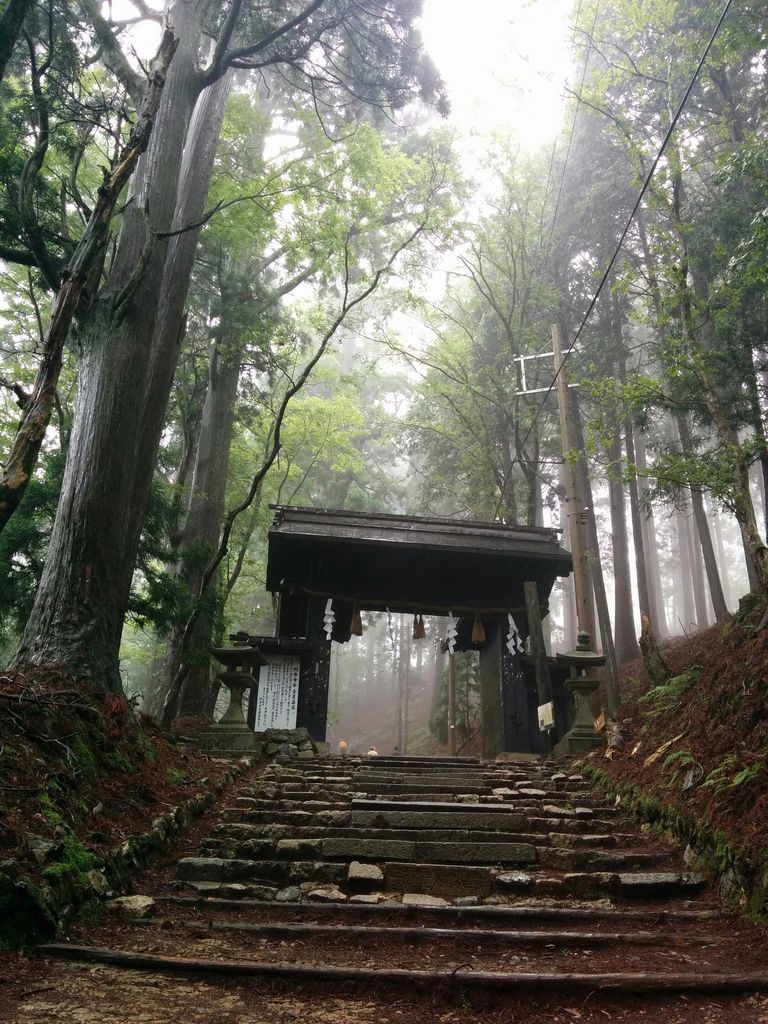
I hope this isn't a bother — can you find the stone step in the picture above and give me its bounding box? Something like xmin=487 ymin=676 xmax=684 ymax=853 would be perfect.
xmin=199 ymin=836 xmax=667 ymax=871
xmin=345 ymin=755 xmax=484 ymax=767
xmin=176 ymin=857 xmax=347 ymax=887
xmin=350 ymin=799 xmax=621 ymax=825
xmin=159 ymin=892 xmax=722 ymax=924
xmin=220 ymin=806 xmax=630 ymax=837
xmin=355 ymin=774 xmax=490 ymax=787
xmin=176 ymin=855 xmax=706 ymax=902
xmin=380 ymin=864 xmax=708 ymax=901
xmin=210 ymin=822 xmax=633 ymax=848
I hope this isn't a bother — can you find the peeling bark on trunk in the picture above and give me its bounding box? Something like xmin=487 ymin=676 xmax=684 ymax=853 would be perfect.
xmin=14 ymin=0 xmax=213 ymax=691
xmin=0 ymin=30 xmax=177 ymax=536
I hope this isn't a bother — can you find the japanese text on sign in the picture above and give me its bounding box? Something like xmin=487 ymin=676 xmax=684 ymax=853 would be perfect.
xmin=254 ymin=655 xmax=300 ymax=730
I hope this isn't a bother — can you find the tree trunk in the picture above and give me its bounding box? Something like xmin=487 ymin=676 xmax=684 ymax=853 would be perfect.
xmin=607 ymin=425 xmax=639 ymax=664
xmin=0 ymin=0 xmax=34 ymax=84
xmin=15 ymin=1 xmax=225 ymax=691
xmin=676 ymin=510 xmax=697 ymax=632
xmin=672 ymin=165 xmax=768 ymax=592
xmin=624 ymin=419 xmax=652 ymax=625
xmin=686 ymin=500 xmax=709 ymax=628
xmin=634 ymin=436 xmax=668 ymax=635
xmin=569 ymin=390 xmax=620 ymax=714
xmin=707 ymin=496 xmax=734 ymax=607
xmin=166 ymin=319 xmax=242 ymax=718
xmin=675 ymin=413 xmax=728 ymax=621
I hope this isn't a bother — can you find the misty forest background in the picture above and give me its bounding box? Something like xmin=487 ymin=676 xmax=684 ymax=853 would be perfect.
xmin=1 ymin=0 xmax=768 ymax=752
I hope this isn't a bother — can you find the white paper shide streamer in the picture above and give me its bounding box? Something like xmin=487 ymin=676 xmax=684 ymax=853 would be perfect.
xmin=446 ymin=611 xmax=459 ymax=654
xmin=323 ymin=598 xmax=336 ymax=640
xmin=506 ymin=613 xmax=524 ymax=655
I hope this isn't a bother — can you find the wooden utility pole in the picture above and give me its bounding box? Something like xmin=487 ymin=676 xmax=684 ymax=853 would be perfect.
xmin=551 ymin=324 xmax=596 ymax=644
xmin=447 ymin=651 xmax=457 ymax=755
xmin=552 ymin=324 xmax=621 ymax=716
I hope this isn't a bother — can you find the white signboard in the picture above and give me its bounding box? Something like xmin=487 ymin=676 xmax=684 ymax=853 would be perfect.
xmin=537 ymin=701 xmax=554 ymax=731
xmin=254 ymin=655 xmax=300 ymax=731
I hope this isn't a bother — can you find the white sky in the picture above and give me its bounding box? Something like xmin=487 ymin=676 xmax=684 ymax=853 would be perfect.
xmin=112 ymin=0 xmax=574 ymax=153
xmin=420 ymin=0 xmax=574 ymax=152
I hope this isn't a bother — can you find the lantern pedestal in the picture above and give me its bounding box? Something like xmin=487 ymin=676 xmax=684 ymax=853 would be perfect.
xmin=198 ymin=646 xmax=268 ymax=756
xmin=552 ymin=631 xmax=604 ymax=758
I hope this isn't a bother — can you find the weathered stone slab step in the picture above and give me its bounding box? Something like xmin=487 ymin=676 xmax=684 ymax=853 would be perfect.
xmin=191 ymin=839 xmax=540 ymax=866
xmin=318 ymin=837 xmax=538 ymax=865
xmin=537 ymin=849 xmax=674 ymax=870
xmin=176 ymin=857 xmax=346 ymax=886
xmin=221 ymin=807 xmax=630 ymax=839
xmin=158 ymin=893 xmax=722 ymax=924
xmin=377 ymin=863 xmax=707 ymax=900
xmin=174 ymin=859 xmax=702 ymax=895
xmin=199 ymin=836 xmax=659 ymax=871
xmin=355 ymin=774 xmax=489 ymax=787
xmin=348 ymin=807 xmax=535 ymax=831
xmin=209 ymin=822 xmax=632 ymax=848
xmin=347 ymin=782 xmax=492 ymax=795
xmin=497 ymin=870 xmax=709 ymax=901
xmin=350 ymin=756 xmax=483 ymax=767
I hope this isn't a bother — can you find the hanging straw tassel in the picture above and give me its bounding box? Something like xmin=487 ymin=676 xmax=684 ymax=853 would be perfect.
xmin=412 ymin=613 xmax=426 ymax=639
xmin=471 ymin=614 xmax=486 ymax=644
xmin=351 ymin=608 xmax=363 ymax=636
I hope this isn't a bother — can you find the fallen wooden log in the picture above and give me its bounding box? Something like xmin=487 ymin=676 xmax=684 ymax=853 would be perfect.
xmin=127 ymin=917 xmax=706 ymax=947
xmin=34 ymin=944 xmax=768 ymax=994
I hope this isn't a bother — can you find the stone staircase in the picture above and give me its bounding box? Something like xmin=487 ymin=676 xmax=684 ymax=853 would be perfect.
xmin=36 ymin=754 xmax=768 ymax=1006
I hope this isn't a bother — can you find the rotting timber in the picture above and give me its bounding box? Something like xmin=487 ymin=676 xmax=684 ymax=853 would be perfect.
xmin=243 ymin=505 xmax=574 ymax=757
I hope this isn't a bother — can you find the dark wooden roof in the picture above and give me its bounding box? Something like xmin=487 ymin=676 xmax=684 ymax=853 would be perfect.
xmin=266 ymin=505 xmax=572 ymax=616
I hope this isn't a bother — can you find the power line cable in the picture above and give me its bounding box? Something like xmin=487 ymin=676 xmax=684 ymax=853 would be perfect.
xmin=492 ymin=0 xmax=736 ymax=520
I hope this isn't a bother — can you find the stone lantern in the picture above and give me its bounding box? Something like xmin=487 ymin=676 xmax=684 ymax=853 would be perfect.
xmin=198 ymin=644 xmax=268 ymax=755
xmin=552 ymin=630 xmax=605 ymax=758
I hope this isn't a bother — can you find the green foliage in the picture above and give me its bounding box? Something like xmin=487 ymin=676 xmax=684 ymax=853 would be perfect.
xmin=136 ymin=730 xmax=159 ymax=765
xmin=167 ymin=767 xmax=190 ymax=786
xmin=107 ymin=750 xmax=135 ymax=774
xmin=702 ymin=756 xmax=764 ymax=795
xmin=0 ymin=450 xmax=63 ymax=654
xmin=639 ymin=666 xmax=701 ymax=718
xmin=69 ymin=733 xmax=97 ymax=781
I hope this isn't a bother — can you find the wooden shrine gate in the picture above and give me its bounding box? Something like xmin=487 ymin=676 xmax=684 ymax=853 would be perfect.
xmin=242 ymin=505 xmax=573 ymax=758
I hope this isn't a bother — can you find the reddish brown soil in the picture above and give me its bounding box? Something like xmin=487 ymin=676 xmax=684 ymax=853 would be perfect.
xmin=594 ymin=611 xmax=768 ymax=860
xmin=0 ymin=666 xmax=236 ymax=886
